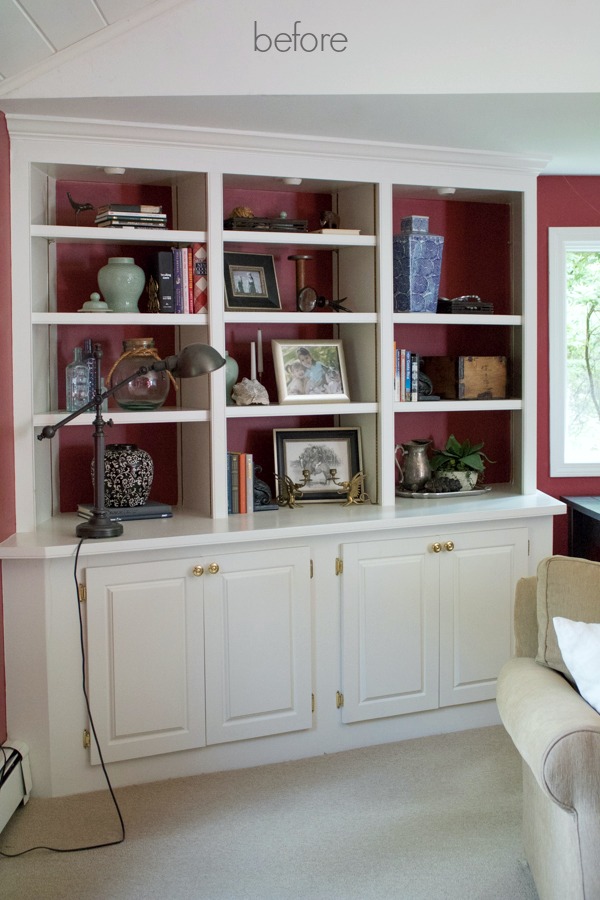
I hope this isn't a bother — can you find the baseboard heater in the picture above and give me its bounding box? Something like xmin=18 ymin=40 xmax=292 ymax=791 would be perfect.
xmin=0 ymin=741 xmax=32 ymax=833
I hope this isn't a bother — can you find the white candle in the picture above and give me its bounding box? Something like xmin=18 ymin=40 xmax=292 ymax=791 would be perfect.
xmin=257 ymin=329 xmax=263 ymax=374
xmin=250 ymin=342 xmax=256 ymax=381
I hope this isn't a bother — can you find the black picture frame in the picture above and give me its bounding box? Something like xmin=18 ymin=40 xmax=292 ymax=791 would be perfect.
xmin=224 ymin=252 xmax=281 ymax=311
xmin=273 ymin=427 xmax=363 ymax=502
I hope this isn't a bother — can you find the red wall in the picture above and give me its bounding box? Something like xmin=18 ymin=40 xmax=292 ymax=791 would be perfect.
xmin=0 ymin=112 xmax=15 ymax=743
xmin=537 ymin=176 xmax=600 ymax=554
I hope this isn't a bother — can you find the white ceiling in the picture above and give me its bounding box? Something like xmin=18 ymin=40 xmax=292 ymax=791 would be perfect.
xmin=0 ymin=0 xmax=158 ymax=81
xmin=1 ymin=0 xmax=600 ymax=175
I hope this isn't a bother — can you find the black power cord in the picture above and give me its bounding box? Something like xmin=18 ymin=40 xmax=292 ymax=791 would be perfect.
xmin=0 ymin=537 xmax=126 ymax=856
xmin=0 ymin=745 xmax=23 ymax=788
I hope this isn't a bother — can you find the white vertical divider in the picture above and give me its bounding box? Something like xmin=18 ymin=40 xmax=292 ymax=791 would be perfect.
xmin=12 ymin=148 xmax=39 ymax=530
xmin=377 ymin=181 xmax=396 ymax=507
xmin=520 ymin=184 xmax=537 ymax=495
xmin=206 ymin=171 xmax=228 ymax=519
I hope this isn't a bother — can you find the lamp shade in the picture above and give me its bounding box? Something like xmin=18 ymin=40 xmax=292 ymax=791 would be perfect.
xmin=151 ymin=344 xmax=226 ymax=378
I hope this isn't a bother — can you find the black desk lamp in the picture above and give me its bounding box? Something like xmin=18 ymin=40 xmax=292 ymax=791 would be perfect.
xmin=38 ymin=343 xmax=226 ymax=539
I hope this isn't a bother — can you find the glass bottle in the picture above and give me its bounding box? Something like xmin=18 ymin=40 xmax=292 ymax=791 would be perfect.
xmin=66 ymin=347 xmax=90 ymax=412
xmin=83 ymin=338 xmax=96 ymax=402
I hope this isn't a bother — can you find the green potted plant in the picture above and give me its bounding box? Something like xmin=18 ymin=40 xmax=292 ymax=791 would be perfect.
xmin=429 ymin=434 xmax=494 ymax=492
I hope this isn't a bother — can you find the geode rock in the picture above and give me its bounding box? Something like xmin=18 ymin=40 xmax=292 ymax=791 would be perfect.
xmin=232 ymin=378 xmax=269 ymax=406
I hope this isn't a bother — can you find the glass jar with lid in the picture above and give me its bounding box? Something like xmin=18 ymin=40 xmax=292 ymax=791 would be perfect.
xmin=108 ymin=338 xmax=172 ymax=410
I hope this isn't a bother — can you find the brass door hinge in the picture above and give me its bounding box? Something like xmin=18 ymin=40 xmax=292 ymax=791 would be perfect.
xmin=335 ymin=558 xmax=343 ymax=576
xmin=336 ymin=691 xmax=344 ymax=708
xmin=83 ymin=729 xmax=91 ymax=749
xmin=310 ymin=559 xmax=314 ymax=579
xmin=312 ymin=693 xmax=315 ymax=713
xmin=78 ymin=583 xmax=87 ymax=602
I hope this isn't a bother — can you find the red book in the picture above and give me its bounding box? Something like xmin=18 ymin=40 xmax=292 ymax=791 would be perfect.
xmin=192 ymin=242 xmax=208 ymax=313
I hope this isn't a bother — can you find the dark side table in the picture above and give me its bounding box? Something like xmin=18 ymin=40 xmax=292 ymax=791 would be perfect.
xmin=561 ymin=496 xmax=600 ymax=561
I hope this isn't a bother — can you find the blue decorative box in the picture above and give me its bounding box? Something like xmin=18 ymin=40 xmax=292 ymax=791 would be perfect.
xmin=393 ymin=217 xmax=444 ymax=313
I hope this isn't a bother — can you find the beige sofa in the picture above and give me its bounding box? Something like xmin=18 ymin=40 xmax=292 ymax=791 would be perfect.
xmin=497 ymin=556 xmax=600 ymax=900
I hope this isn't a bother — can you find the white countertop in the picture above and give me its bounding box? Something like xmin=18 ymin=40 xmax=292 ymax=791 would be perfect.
xmin=0 ymin=486 xmax=566 ymax=560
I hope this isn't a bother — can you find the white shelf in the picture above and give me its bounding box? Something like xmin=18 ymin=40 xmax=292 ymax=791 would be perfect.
xmin=223 ymin=231 xmax=376 ymax=249
xmin=393 ymin=313 xmax=521 ymax=326
xmin=224 ymin=311 xmax=376 ymax=325
xmin=226 ymin=402 xmax=378 ymax=418
xmin=0 ymin=488 xmax=566 ymax=561
xmin=32 ymin=312 xmax=209 ymax=325
xmin=394 ymin=399 xmax=522 ymax=412
xmin=31 ymin=225 xmax=207 ymax=244
xmin=34 ymin=407 xmax=210 ymax=427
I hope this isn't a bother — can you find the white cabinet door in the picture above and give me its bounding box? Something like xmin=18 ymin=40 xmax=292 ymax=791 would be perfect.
xmin=340 ymin=536 xmax=440 ymax=723
xmin=438 ymin=527 xmax=528 ymax=707
xmin=204 ymin=547 xmax=313 ymax=744
xmin=86 ymin=559 xmax=205 ymax=764
xmin=341 ymin=526 xmax=529 ymax=724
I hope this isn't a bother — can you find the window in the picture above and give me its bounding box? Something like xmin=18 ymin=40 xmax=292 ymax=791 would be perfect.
xmin=549 ymin=227 xmax=600 ymax=476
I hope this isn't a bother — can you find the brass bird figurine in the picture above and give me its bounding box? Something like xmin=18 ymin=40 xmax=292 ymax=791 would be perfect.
xmin=335 ymin=471 xmax=371 ymax=506
xmin=275 ymin=474 xmax=304 ymax=509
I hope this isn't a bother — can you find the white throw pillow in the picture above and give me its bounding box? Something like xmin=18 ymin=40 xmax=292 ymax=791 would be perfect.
xmin=553 ymin=616 xmax=600 ymax=714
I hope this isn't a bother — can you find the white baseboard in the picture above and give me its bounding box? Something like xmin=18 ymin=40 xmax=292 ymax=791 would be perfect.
xmin=0 ymin=741 xmax=32 ymax=833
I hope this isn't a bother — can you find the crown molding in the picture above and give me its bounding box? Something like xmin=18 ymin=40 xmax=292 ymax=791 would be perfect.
xmin=4 ymin=113 xmax=550 ymax=177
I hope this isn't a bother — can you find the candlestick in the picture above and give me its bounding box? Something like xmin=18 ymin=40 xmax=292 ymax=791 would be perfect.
xmin=250 ymin=341 xmax=257 ymax=381
xmin=257 ymin=329 xmax=263 ymax=376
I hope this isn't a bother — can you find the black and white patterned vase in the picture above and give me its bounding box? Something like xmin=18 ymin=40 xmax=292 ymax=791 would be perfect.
xmin=93 ymin=443 xmax=154 ymax=508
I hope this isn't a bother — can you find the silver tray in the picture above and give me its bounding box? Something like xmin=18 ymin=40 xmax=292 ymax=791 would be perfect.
xmin=396 ymin=486 xmax=492 ymax=499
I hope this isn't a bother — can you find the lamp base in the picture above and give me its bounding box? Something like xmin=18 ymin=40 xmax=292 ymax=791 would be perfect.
xmin=76 ymin=513 xmax=124 ymax=539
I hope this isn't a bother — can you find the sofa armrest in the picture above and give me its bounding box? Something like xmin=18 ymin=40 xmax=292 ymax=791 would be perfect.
xmin=497 ymin=656 xmax=600 ymax=810
xmin=514 ymin=576 xmax=538 ymax=657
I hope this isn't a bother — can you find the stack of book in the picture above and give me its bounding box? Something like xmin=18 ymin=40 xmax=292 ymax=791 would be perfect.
xmin=149 ymin=244 xmax=208 ymax=314
xmin=227 ymin=451 xmax=254 ymax=514
xmin=95 ymin=203 xmax=168 ymax=229
xmin=77 ymin=501 xmax=173 ymax=521
xmin=394 ymin=345 xmax=420 ymax=402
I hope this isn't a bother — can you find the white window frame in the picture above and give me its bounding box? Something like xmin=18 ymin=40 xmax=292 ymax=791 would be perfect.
xmin=549 ymin=226 xmax=600 ymax=477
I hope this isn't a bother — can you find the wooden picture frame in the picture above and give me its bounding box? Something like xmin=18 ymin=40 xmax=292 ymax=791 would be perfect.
xmin=224 ymin=252 xmax=281 ymax=311
xmin=271 ymin=339 xmax=350 ymax=404
xmin=273 ymin=427 xmax=363 ymax=502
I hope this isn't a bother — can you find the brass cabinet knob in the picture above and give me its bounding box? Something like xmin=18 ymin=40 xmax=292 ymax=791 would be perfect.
xmin=444 ymin=541 xmax=455 ymax=552
xmin=432 ymin=542 xmax=442 ymax=553
xmin=208 ymin=562 xmax=220 ymax=574
xmin=192 ymin=566 xmax=204 ymax=577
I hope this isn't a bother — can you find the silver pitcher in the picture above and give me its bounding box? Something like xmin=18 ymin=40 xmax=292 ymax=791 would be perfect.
xmin=395 ymin=439 xmax=432 ymax=492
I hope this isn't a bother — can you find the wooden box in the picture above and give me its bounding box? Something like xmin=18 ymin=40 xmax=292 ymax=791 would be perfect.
xmin=422 ymin=356 xmax=507 ymax=400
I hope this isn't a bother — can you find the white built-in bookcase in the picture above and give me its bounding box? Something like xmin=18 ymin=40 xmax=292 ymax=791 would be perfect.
xmin=8 ymin=115 xmax=543 ymax=535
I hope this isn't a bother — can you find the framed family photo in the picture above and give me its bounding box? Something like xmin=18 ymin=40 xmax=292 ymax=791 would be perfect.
xmin=273 ymin=427 xmax=363 ymax=502
xmin=271 ymin=339 xmax=350 ymax=404
xmin=224 ymin=252 xmax=281 ymax=311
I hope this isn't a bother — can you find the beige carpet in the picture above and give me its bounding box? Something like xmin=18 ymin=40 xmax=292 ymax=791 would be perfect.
xmin=0 ymin=725 xmax=537 ymax=899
